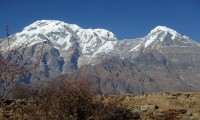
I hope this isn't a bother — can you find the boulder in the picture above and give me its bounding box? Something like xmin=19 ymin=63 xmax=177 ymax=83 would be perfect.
xmin=141 ymin=104 xmax=159 ymax=111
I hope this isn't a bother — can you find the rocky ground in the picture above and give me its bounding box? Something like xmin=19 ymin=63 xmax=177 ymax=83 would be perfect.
xmin=96 ymin=92 xmax=200 ymax=120
xmin=0 ymin=92 xmax=200 ymax=120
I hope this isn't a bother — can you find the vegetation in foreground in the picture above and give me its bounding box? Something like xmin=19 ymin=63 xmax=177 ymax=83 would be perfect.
xmin=0 ymin=78 xmax=200 ymax=120
xmin=0 ymin=79 xmax=135 ymax=120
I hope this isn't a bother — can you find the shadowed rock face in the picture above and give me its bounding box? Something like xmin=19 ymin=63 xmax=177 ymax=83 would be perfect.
xmin=1 ymin=20 xmax=200 ymax=94
xmin=62 ymin=52 xmax=200 ymax=94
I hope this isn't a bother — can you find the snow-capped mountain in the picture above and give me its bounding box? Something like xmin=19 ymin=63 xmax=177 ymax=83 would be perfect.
xmin=1 ymin=20 xmax=200 ymax=94
xmin=1 ymin=20 xmax=199 ymax=69
xmin=142 ymin=26 xmax=199 ymax=49
xmin=1 ymin=20 xmax=119 ymax=66
xmin=2 ymin=20 xmax=198 ymax=61
xmin=8 ymin=20 xmax=117 ymax=54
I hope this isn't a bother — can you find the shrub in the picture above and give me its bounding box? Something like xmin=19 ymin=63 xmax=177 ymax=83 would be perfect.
xmin=11 ymin=79 xmax=135 ymax=120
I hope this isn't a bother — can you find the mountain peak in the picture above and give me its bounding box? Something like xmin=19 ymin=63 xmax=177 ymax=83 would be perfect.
xmin=149 ymin=26 xmax=180 ymax=36
xmin=22 ymin=20 xmax=81 ymax=33
xmin=143 ymin=26 xmax=197 ymax=48
xmin=10 ymin=20 xmax=117 ymax=54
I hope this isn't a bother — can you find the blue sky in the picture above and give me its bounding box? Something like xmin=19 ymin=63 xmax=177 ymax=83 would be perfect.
xmin=0 ymin=0 xmax=200 ymax=41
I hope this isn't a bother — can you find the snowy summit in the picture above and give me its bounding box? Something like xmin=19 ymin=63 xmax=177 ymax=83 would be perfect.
xmin=149 ymin=26 xmax=180 ymax=36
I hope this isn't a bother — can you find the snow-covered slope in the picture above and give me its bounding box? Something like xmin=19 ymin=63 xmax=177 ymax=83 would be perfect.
xmin=2 ymin=21 xmax=199 ymax=59
xmin=12 ymin=20 xmax=117 ymax=53
xmin=141 ymin=26 xmax=198 ymax=49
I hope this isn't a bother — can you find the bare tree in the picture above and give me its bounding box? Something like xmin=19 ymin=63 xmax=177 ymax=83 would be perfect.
xmin=0 ymin=26 xmax=44 ymax=100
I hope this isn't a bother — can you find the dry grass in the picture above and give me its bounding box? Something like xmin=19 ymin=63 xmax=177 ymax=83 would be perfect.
xmin=96 ymin=92 xmax=200 ymax=119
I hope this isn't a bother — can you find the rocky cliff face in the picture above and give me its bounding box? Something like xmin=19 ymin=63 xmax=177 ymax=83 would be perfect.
xmin=0 ymin=20 xmax=200 ymax=94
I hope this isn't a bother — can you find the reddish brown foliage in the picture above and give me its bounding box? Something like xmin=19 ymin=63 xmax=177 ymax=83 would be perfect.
xmin=11 ymin=79 xmax=134 ymax=120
